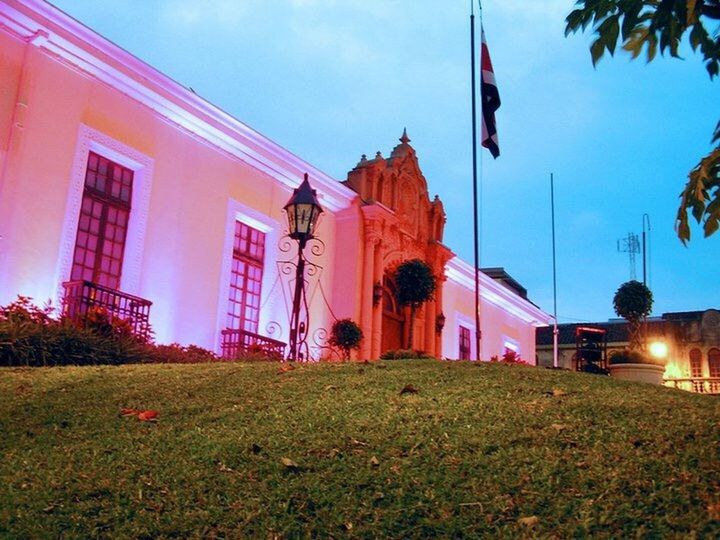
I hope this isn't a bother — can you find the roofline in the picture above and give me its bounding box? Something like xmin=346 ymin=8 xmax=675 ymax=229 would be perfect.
xmin=445 ymin=257 xmax=552 ymax=327
xmin=0 ymin=0 xmax=357 ymax=212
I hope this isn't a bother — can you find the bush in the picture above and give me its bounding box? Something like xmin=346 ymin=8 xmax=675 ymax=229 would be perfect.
xmin=489 ymin=350 xmax=528 ymax=365
xmin=609 ymin=349 xmax=665 ymax=367
xmin=0 ymin=317 xmax=147 ymax=367
xmin=0 ymin=296 xmax=147 ymax=367
xmin=380 ymin=349 xmax=433 ymax=360
xmin=149 ymin=344 xmax=219 ymax=364
xmin=328 ymin=319 xmax=363 ymax=360
xmin=0 ymin=296 xmax=287 ymax=367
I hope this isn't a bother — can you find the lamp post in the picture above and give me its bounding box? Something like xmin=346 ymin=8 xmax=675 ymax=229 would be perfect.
xmin=283 ymin=173 xmax=323 ymax=361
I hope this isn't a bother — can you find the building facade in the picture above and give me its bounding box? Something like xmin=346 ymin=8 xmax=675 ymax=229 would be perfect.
xmin=536 ymin=309 xmax=720 ymax=394
xmin=0 ymin=0 xmax=550 ymax=361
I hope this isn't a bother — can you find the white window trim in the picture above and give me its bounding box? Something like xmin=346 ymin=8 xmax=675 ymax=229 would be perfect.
xmin=55 ymin=124 xmax=154 ymax=304
xmin=215 ymin=199 xmax=281 ymax=354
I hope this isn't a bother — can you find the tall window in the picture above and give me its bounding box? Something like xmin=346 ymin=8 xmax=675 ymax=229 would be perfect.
xmin=709 ymin=348 xmax=720 ymax=378
xmin=70 ymin=152 xmax=133 ymax=290
xmin=459 ymin=325 xmax=471 ymax=360
xmin=227 ymin=221 xmax=265 ymax=333
xmin=689 ymin=348 xmax=703 ymax=378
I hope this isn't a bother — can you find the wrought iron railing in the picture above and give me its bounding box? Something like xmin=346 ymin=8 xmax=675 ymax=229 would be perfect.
xmin=665 ymin=378 xmax=720 ymax=395
xmin=62 ymin=280 xmax=152 ymax=339
xmin=221 ymin=328 xmax=286 ymax=360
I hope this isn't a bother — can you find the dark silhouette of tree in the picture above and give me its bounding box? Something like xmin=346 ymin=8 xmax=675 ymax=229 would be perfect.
xmin=565 ymin=0 xmax=720 ymax=242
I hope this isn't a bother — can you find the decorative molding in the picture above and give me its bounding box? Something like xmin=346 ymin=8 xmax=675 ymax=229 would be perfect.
xmin=55 ymin=124 xmax=154 ymax=303
xmin=0 ymin=0 xmax=356 ymax=212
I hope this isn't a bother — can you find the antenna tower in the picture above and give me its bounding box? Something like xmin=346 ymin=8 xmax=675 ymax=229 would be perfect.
xmin=617 ymin=232 xmax=640 ymax=280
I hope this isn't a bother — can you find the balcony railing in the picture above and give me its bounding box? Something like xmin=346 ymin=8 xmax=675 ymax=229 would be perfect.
xmin=62 ymin=280 xmax=152 ymax=339
xmin=665 ymin=378 xmax=720 ymax=395
xmin=221 ymin=328 xmax=286 ymax=360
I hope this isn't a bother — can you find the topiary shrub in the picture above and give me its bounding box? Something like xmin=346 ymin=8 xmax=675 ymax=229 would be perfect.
xmin=394 ymin=259 xmax=436 ymax=349
xmin=328 ymin=318 xmax=363 ymax=360
xmin=379 ymin=349 xmax=433 ymax=360
xmin=609 ymin=349 xmax=665 ymax=367
xmin=613 ymin=280 xmax=653 ymax=351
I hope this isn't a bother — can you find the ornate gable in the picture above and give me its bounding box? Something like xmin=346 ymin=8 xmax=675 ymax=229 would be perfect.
xmin=344 ymin=129 xmax=446 ymax=247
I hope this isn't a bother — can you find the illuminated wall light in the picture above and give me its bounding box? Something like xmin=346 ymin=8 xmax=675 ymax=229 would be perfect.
xmin=649 ymin=341 xmax=668 ymax=359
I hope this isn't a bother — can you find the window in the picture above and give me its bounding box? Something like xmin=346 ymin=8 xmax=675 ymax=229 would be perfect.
xmin=689 ymin=348 xmax=703 ymax=378
xmin=70 ymin=151 xmax=133 ymax=290
xmin=459 ymin=325 xmax=471 ymax=360
xmin=709 ymin=348 xmax=720 ymax=378
xmin=226 ymin=221 xmax=265 ymax=333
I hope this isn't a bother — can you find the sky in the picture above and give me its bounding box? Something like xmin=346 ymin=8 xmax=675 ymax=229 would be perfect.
xmin=49 ymin=0 xmax=719 ymax=324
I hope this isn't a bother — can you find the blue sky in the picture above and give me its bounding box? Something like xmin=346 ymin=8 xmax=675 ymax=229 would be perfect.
xmin=50 ymin=0 xmax=718 ymax=323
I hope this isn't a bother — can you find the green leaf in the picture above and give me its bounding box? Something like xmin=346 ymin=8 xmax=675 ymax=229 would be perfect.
xmin=591 ymin=38 xmax=606 ymax=65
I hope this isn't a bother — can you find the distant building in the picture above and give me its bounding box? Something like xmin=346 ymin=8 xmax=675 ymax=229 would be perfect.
xmin=536 ymin=309 xmax=720 ymax=394
xmin=0 ymin=0 xmax=550 ymax=361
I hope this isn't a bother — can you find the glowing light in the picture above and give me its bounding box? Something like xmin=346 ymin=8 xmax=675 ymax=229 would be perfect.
xmin=649 ymin=341 xmax=668 ymax=359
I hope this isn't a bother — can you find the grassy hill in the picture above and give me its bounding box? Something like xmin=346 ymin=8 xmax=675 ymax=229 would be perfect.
xmin=1 ymin=360 xmax=719 ymax=537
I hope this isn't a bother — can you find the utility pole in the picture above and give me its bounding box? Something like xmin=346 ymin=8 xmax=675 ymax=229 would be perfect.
xmin=642 ymin=214 xmax=650 ymax=287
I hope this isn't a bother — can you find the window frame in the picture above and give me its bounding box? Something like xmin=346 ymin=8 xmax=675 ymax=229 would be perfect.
xmin=56 ymin=125 xmax=154 ymax=302
xmin=216 ymin=199 xmax=280 ymax=354
xmin=70 ymin=151 xmax=134 ymax=289
xmin=226 ymin=221 xmax=266 ymax=333
xmin=459 ymin=325 xmax=471 ymax=360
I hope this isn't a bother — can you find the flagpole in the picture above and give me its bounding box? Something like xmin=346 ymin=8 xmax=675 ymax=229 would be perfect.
xmin=470 ymin=0 xmax=482 ymax=360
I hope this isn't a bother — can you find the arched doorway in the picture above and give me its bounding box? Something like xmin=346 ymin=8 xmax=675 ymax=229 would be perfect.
xmin=381 ymin=276 xmax=405 ymax=353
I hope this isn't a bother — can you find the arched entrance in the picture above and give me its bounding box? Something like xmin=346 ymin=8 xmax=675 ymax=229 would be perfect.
xmin=381 ymin=276 xmax=405 ymax=353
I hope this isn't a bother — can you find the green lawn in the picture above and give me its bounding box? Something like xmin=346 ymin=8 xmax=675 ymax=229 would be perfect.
xmin=1 ymin=360 xmax=719 ymax=538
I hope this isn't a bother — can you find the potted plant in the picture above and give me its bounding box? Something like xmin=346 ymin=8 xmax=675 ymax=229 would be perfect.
xmin=607 ymin=349 xmax=666 ymax=385
xmin=608 ymin=280 xmax=665 ymax=384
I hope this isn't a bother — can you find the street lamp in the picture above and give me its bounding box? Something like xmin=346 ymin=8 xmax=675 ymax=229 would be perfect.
xmin=283 ymin=173 xmax=323 ymax=361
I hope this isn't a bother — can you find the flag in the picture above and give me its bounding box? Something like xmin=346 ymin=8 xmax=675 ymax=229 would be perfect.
xmin=480 ymin=26 xmax=500 ymax=159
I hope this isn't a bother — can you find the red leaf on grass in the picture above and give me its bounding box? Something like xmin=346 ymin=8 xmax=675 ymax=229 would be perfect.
xmin=137 ymin=410 xmax=159 ymax=422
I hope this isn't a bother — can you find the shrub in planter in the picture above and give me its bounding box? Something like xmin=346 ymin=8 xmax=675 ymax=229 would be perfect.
xmin=328 ymin=318 xmax=363 ymax=360
xmin=613 ymin=280 xmax=653 ymax=351
xmin=608 ymin=349 xmax=665 ymax=367
xmin=608 ymin=349 xmax=666 ymax=385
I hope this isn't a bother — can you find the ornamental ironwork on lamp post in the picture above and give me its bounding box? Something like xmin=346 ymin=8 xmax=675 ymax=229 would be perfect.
xmin=283 ymin=173 xmax=324 ymax=361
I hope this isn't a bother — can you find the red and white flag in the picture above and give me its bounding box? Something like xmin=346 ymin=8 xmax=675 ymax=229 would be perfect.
xmin=480 ymin=26 xmax=500 ymax=159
